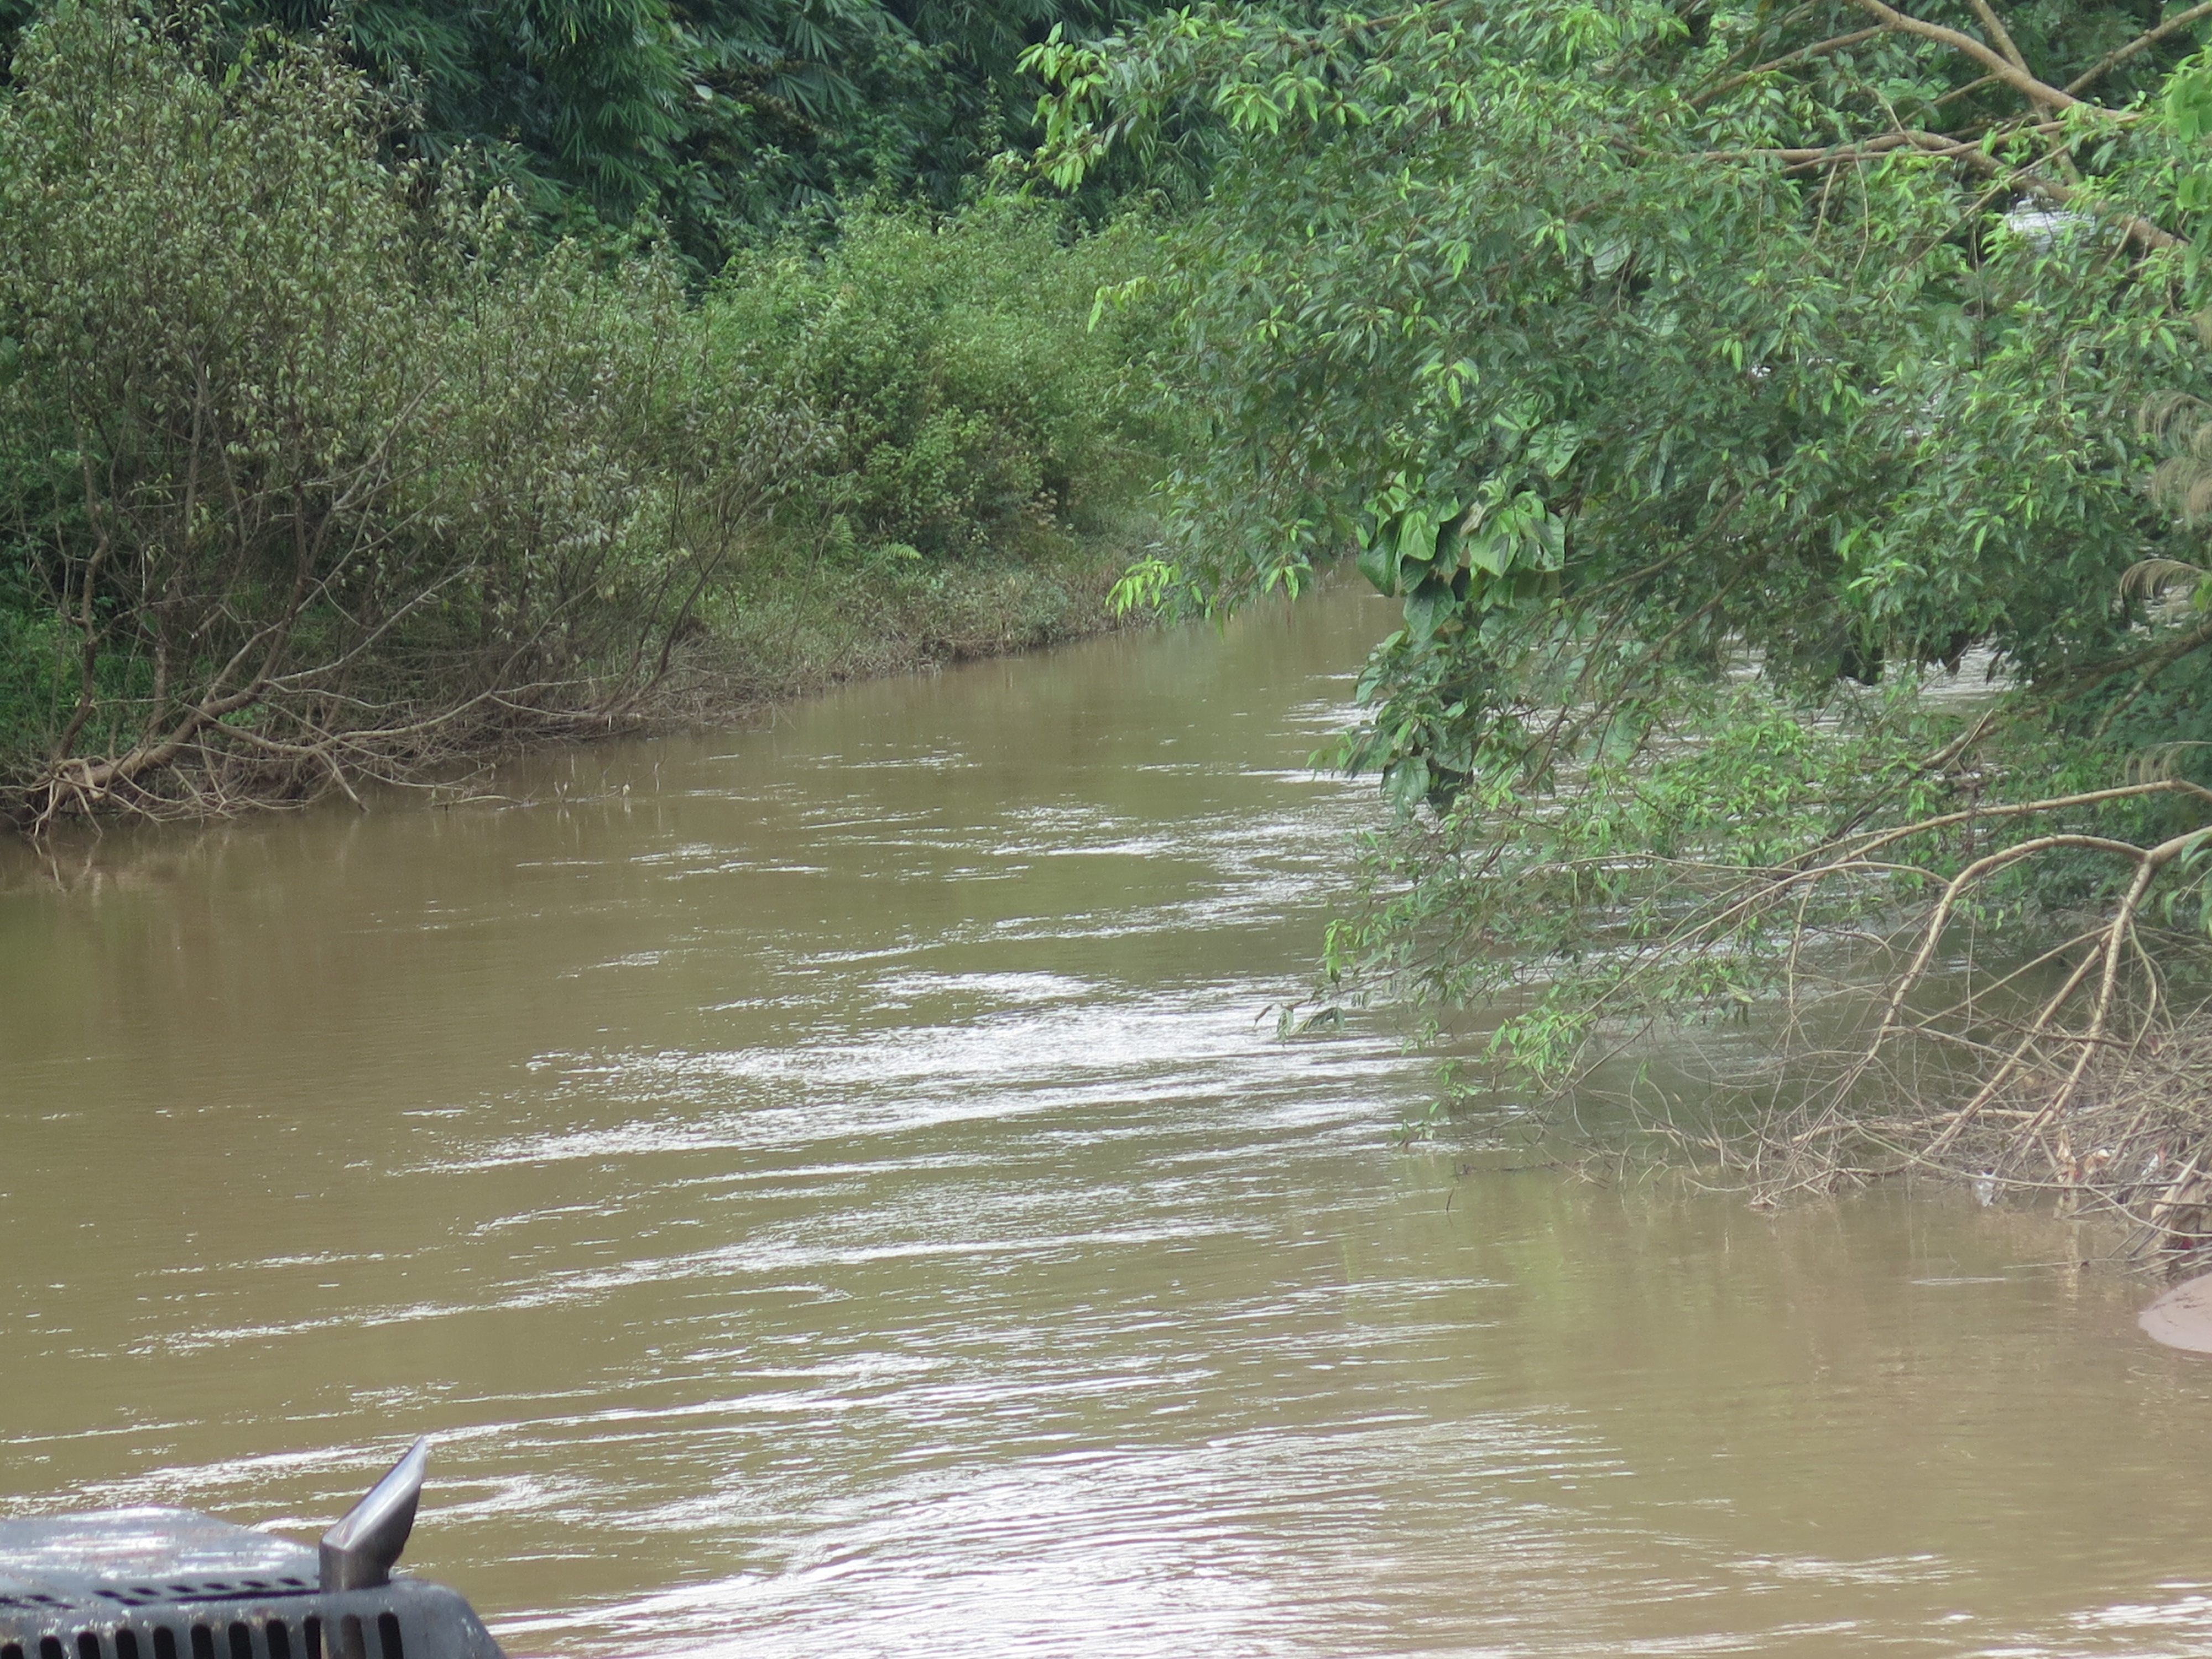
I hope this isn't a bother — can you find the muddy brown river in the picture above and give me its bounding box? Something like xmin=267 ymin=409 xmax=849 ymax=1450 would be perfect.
xmin=6 ymin=587 xmax=2212 ymax=1657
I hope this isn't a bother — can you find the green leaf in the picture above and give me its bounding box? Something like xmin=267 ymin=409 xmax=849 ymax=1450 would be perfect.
xmin=1404 ymin=573 xmax=1456 ymax=639
xmin=1381 ymin=754 xmax=1431 ymax=816
xmin=1357 ymin=534 xmax=1399 ymax=595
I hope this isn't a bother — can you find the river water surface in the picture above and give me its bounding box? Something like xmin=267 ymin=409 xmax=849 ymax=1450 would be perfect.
xmin=6 ymin=588 xmax=2212 ymax=1657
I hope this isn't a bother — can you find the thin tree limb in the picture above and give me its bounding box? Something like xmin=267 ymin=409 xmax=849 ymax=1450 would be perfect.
xmin=2065 ymin=1 xmax=2212 ymax=96
xmin=1847 ymin=0 xmax=2096 ymax=111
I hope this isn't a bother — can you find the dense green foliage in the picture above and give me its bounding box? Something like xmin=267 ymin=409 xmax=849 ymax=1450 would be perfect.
xmin=0 ymin=0 xmax=1168 ymax=264
xmin=1032 ymin=0 xmax=2212 ymax=1147
xmin=0 ymin=1 xmax=1159 ymax=824
xmin=717 ymin=198 xmax=1166 ymax=555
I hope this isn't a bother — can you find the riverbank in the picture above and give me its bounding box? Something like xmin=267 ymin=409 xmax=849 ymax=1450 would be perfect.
xmin=657 ymin=530 xmax=1152 ymax=717
xmin=0 ymin=527 xmax=1155 ymax=837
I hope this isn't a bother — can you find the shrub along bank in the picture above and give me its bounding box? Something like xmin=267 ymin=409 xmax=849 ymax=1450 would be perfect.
xmin=0 ymin=2 xmax=1167 ymax=830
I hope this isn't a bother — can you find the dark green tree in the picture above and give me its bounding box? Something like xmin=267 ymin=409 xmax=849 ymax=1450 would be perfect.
xmin=0 ymin=0 xmax=1165 ymax=258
